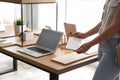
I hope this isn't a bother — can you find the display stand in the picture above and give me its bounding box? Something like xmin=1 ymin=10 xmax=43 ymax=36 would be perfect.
xmin=0 ymin=0 xmax=58 ymax=46
xmin=0 ymin=0 xmax=57 ymax=75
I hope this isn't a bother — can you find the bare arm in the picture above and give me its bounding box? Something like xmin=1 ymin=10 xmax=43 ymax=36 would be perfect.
xmin=75 ymin=4 xmax=120 ymax=53
xmin=85 ymin=21 xmax=102 ymax=37
xmin=72 ymin=21 xmax=102 ymax=38
xmin=89 ymin=4 xmax=120 ymax=46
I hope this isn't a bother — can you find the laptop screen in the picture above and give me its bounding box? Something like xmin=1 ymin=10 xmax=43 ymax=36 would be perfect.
xmin=36 ymin=29 xmax=63 ymax=51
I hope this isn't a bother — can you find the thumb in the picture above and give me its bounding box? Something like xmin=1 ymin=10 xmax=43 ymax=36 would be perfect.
xmin=75 ymin=47 xmax=83 ymax=53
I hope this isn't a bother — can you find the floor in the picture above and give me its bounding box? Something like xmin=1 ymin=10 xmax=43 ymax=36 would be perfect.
xmin=0 ymin=53 xmax=98 ymax=80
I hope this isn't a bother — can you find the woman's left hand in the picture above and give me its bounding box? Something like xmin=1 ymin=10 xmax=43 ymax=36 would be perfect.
xmin=74 ymin=42 xmax=92 ymax=53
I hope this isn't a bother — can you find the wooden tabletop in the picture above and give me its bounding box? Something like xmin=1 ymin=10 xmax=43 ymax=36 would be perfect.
xmin=0 ymin=0 xmax=56 ymax=4
xmin=0 ymin=25 xmax=98 ymax=74
xmin=0 ymin=45 xmax=98 ymax=74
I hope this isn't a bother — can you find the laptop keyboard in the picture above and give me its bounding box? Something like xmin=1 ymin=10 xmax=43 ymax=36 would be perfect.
xmin=27 ymin=47 xmax=50 ymax=54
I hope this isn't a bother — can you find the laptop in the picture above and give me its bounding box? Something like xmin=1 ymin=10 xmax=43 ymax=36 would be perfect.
xmin=64 ymin=23 xmax=76 ymax=39
xmin=18 ymin=29 xmax=63 ymax=57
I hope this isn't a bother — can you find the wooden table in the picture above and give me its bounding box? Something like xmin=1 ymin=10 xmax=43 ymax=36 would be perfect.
xmin=0 ymin=25 xmax=98 ymax=80
xmin=0 ymin=44 xmax=98 ymax=80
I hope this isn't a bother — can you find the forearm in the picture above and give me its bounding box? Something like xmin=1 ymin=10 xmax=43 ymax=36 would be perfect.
xmin=89 ymin=4 xmax=120 ymax=46
xmin=85 ymin=21 xmax=102 ymax=37
xmin=89 ymin=22 xmax=120 ymax=46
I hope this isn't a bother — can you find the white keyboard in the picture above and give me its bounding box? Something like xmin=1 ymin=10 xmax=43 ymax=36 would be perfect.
xmin=51 ymin=52 xmax=92 ymax=65
xmin=66 ymin=37 xmax=82 ymax=50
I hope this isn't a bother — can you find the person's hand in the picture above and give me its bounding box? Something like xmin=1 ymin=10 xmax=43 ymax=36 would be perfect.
xmin=74 ymin=42 xmax=92 ymax=53
xmin=71 ymin=32 xmax=87 ymax=39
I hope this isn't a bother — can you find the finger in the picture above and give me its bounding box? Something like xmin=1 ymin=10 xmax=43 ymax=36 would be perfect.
xmin=75 ymin=48 xmax=83 ymax=53
xmin=71 ymin=33 xmax=78 ymax=37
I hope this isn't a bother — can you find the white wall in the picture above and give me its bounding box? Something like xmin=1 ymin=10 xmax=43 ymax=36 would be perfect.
xmin=0 ymin=0 xmax=105 ymax=33
xmin=65 ymin=0 xmax=105 ymax=32
xmin=0 ymin=2 xmax=16 ymax=24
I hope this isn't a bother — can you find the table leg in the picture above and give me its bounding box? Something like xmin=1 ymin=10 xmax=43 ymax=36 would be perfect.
xmin=13 ymin=58 xmax=18 ymax=70
xmin=0 ymin=58 xmax=17 ymax=75
xmin=50 ymin=72 xmax=59 ymax=80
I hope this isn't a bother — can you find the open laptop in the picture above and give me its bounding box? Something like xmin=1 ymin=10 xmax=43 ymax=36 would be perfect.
xmin=64 ymin=23 xmax=76 ymax=40
xmin=18 ymin=29 xmax=63 ymax=57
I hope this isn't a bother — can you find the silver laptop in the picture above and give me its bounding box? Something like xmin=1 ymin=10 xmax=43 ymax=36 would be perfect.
xmin=18 ymin=29 xmax=63 ymax=57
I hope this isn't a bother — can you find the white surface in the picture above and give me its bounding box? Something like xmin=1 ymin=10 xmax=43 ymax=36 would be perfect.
xmin=23 ymin=31 xmax=33 ymax=40
xmin=66 ymin=37 xmax=82 ymax=50
xmin=52 ymin=52 xmax=90 ymax=65
xmin=0 ymin=24 xmax=5 ymax=31
xmin=0 ymin=40 xmax=14 ymax=47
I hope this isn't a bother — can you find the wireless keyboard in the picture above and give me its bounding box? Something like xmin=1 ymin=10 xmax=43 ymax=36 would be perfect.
xmin=66 ymin=37 xmax=82 ymax=50
xmin=51 ymin=52 xmax=97 ymax=65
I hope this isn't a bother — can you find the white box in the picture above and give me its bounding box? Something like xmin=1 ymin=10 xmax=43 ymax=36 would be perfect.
xmin=0 ymin=24 xmax=5 ymax=31
xmin=23 ymin=31 xmax=33 ymax=41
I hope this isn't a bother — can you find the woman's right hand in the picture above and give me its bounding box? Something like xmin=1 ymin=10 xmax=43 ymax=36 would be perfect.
xmin=71 ymin=32 xmax=88 ymax=39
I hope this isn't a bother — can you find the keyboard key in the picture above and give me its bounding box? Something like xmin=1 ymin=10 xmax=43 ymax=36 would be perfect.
xmin=27 ymin=47 xmax=50 ymax=53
